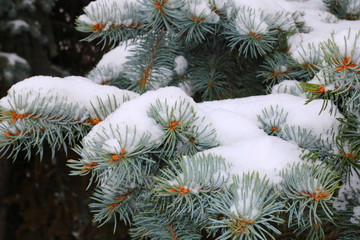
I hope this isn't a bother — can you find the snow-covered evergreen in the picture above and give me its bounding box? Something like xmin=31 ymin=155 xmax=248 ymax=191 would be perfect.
xmin=1 ymin=0 xmax=360 ymax=239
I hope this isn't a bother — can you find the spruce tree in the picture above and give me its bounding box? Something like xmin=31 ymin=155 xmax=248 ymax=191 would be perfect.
xmin=1 ymin=0 xmax=360 ymax=239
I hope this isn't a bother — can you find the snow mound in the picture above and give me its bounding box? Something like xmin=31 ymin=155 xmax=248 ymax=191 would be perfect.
xmin=0 ymin=76 xmax=139 ymax=118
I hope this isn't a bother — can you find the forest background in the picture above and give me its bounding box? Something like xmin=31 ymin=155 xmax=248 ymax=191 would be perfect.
xmin=0 ymin=0 xmax=130 ymax=239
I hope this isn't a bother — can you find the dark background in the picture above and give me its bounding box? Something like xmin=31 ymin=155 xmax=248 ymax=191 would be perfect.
xmin=0 ymin=0 xmax=129 ymax=239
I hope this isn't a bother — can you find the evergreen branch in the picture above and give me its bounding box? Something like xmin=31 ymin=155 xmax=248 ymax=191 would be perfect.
xmin=334 ymin=135 xmax=360 ymax=178
xmin=207 ymin=172 xmax=284 ymax=240
xmin=76 ymin=0 xmax=142 ymax=47
xmin=299 ymin=81 xmax=341 ymax=114
xmin=178 ymin=16 xmax=217 ymax=44
xmin=148 ymin=97 xmax=217 ymax=158
xmin=125 ymin=32 xmax=177 ymax=93
xmin=176 ymin=0 xmax=220 ymax=43
xmin=208 ymin=0 xmax=229 ymax=19
xmin=336 ymin=234 xmax=360 ymax=240
xmin=258 ymin=53 xmax=311 ymax=89
xmin=298 ymin=31 xmax=360 ymax=115
xmin=176 ymin=123 xmax=218 ymax=156
xmin=130 ymin=201 xmax=202 ymax=240
xmin=87 ymin=65 xmax=131 ymax=88
xmin=0 ymin=85 xmax=136 ymax=160
xmin=257 ymin=105 xmax=288 ymax=136
xmin=323 ymin=0 xmax=360 ymax=20
xmin=148 ymin=97 xmax=197 ymax=157
xmin=153 ymin=153 xmax=230 ymax=221
xmin=187 ymin=42 xmax=239 ymax=101
xmin=290 ymin=43 xmax=322 ymax=82
xmin=301 ymin=125 xmax=359 ymax=180
xmin=338 ymin=113 xmax=360 ymax=153
xmin=89 ymin=94 xmax=133 ymax=121
xmin=332 ymin=173 xmax=360 ymax=239
xmin=138 ymin=0 xmax=185 ymax=32
xmin=280 ymin=163 xmax=341 ymax=239
xmin=191 ymin=68 xmax=230 ymax=101
xmin=278 ymin=125 xmax=322 ymax=151
xmin=320 ymin=31 xmax=360 ymax=74
xmin=69 ymin=125 xmax=157 ymax=186
xmin=0 ymin=92 xmax=89 ymax=159
xmin=90 ymin=182 xmax=141 ymax=229
xmin=224 ymin=7 xmax=278 ymax=58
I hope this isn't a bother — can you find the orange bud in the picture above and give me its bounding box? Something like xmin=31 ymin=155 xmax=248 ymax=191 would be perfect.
xmin=312 ymin=85 xmax=325 ymax=93
xmin=119 ymin=147 xmax=126 ymax=159
xmin=92 ymin=118 xmax=101 ymax=124
xmin=179 ymin=186 xmax=189 ymax=193
xmin=81 ymin=162 xmax=99 ymax=171
xmin=335 ymin=57 xmax=357 ymax=72
xmin=92 ymin=23 xmax=100 ymax=32
xmin=168 ymin=121 xmax=182 ymax=130
xmin=111 ymin=155 xmax=119 ymax=161
xmin=169 ymin=186 xmax=189 ymax=193
xmin=182 ymin=188 xmax=189 ymax=193
xmin=344 ymin=153 xmax=357 ymax=158
xmin=344 ymin=57 xmax=351 ymax=64
xmin=250 ymin=31 xmax=264 ymax=39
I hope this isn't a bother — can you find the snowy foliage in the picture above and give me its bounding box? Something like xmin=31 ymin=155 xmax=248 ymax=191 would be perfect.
xmin=1 ymin=0 xmax=360 ymax=239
